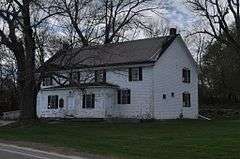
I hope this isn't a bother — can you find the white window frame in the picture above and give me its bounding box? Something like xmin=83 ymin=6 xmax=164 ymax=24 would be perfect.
xmin=118 ymin=89 xmax=131 ymax=104
xmin=82 ymin=94 xmax=95 ymax=109
xmin=131 ymin=68 xmax=140 ymax=81
xmin=48 ymin=95 xmax=58 ymax=109
xmin=182 ymin=68 xmax=190 ymax=83
xmin=183 ymin=92 xmax=191 ymax=107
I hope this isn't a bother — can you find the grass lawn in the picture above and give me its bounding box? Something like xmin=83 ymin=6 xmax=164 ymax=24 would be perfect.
xmin=0 ymin=120 xmax=240 ymax=159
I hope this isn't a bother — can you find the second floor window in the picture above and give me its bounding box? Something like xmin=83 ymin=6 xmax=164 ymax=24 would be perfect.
xmin=70 ymin=72 xmax=80 ymax=82
xmin=118 ymin=89 xmax=131 ymax=104
xmin=48 ymin=95 xmax=58 ymax=109
xmin=129 ymin=67 xmax=142 ymax=81
xmin=182 ymin=68 xmax=190 ymax=83
xmin=43 ymin=77 xmax=53 ymax=86
xmin=95 ymin=70 xmax=106 ymax=83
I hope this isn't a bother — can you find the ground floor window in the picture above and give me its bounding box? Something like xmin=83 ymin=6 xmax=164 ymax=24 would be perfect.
xmin=183 ymin=92 xmax=191 ymax=107
xmin=59 ymin=98 xmax=64 ymax=108
xmin=118 ymin=89 xmax=131 ymax=104
xmin=82 ymin=94 xmax=95 ymax=109
xmin=48 ymin=95 xmax=58 ymax=109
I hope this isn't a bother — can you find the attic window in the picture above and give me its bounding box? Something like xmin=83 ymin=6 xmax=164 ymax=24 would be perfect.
xmin=129 ymin=67 xmax=142 ymax=81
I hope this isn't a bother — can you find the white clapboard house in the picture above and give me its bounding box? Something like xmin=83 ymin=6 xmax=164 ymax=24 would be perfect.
xmin=37 ymin=29 xmax=198 ymax=119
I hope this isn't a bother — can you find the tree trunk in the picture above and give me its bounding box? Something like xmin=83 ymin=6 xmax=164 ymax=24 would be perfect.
xmin=20 ymin=78 xmax=37 ymax=119
xmin=19 ymin=0 xmax=37 ymax=119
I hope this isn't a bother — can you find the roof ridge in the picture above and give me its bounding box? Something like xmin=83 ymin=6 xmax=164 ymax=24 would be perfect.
xmin=71 ymin=35 xmax=171 ymax=52
xmin=40 ymin=35 xmax=179 ymax=72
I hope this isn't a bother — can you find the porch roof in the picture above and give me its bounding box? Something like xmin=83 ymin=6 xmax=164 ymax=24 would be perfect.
xmin=41 ymin=82 xmax=119 ymax=91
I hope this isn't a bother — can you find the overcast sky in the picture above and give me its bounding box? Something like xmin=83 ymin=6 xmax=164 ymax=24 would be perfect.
xmin=162 ymin=0 xmax=196 ymax=32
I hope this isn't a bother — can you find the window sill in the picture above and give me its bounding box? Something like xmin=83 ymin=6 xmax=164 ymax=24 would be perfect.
xmin=82 ymin=108 xmax=95 ymax=109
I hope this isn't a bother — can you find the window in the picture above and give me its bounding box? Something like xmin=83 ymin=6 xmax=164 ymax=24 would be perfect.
xmin=59 ymin=98 xmax=64 ymax=108
xmin=129 ymin=67 xmax=142 ymax=81
xmin=95 ymin=70 xmax=106 ymax=82
xmin=182 ymin=68 xmax=190 ymax=83
xmin=118 ymin=89 xmax=131 ymax=104
xmin=43 ymin=77 xmax=53 ymax=86
xmin=48 ymin=95 xmax=58 ymax=109
xmin=82 ymin=94 xmax=95 ymax=109
xmin=71 ymin=72 xmax=80 ymax=82
xmin=183 ymin=92 xmax=191 ymax=107
xmin=163 ymin=94 xmax=166 ymax=99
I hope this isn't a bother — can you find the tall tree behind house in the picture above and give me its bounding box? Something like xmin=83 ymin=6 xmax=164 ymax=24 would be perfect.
xmin=0 ymin=0 xmax=58 ymax=119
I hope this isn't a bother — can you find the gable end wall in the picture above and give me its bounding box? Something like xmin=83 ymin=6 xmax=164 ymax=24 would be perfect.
xmin=153 ymin=37 xmax=198 ymax=119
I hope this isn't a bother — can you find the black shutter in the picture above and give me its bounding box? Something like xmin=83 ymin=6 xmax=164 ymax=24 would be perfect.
xmin=129 ymin=68 xmax=132 ymax=81
xmin=182 ymin=93 xmax=185 ymax=107
xmin=182 ymin=69 xmax=184 ymax=82
xmin=127 ymin=90 xmax=131 ymax=104
xmin=187 ymin=70 xmax=191 ymax=83
xmin=48 ymin=96 xmax=51 ymax=107
xmin=82 ymin=94 xmax=86 ymax=108
xmin=55 ymin=95 xmax=58 ymax=109
xmin=188 ymin=94 xmax=191 ymax=107
xmin=182 ymin=69 xmax=186 ymax=82
xmin=117 ymin=90 xmax=121 ymax=104
xmin=78 ymin=72 xmax=81 ymax=81
xmin=103 ymin=70 xmax=106 ymax=82
xmin=139 ymin=67 xmax=142 ymax=81
xmin=92 ymin=94 xmax=95 ymax=108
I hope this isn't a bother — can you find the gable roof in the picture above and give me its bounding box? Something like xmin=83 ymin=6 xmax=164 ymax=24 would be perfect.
xmin=42 ymin=35 xmax=178 ymax=71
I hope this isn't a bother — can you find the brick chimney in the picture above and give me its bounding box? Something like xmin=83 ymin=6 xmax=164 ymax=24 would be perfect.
xmin=169 ymin=28 xmax=177 ymax=36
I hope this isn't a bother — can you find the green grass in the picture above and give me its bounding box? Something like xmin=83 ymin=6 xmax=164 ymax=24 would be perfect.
xmin=0 ymin=120 xmax=240 ymax=159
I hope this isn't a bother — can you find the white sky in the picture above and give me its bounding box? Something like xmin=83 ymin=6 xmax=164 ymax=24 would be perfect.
xmin=163 ymin=0 xmax=197 ymax=32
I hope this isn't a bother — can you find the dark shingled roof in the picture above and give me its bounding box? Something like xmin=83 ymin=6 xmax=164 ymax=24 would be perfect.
xmin=43 ymin=35 xmax=178 ymax=71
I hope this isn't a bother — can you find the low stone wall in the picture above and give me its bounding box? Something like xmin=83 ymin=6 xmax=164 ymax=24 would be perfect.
xmin=200 ymin=108 xmax=240 ymax=119
xmin=1 ymin=110 xmax=21 ymax=120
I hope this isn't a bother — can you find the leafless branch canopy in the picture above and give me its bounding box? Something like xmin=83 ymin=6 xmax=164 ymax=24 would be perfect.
xmin=186 ymin=0 xmax=240 ymax=49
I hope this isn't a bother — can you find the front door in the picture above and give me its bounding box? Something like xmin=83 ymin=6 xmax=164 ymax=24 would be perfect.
xmin=67 ymin=96 xmax=75 ymax=115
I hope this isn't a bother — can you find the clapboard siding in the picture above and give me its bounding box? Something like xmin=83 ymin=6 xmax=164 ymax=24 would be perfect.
xmin=106 ymin=66 xmax=153 ymax=119
xmin=37 ymin=88 xmax=116 ymax=118
xmin=153 ymin=37 xmax=198 ymax=119
xmin=37 ymin=36 xmax=198 ymax=119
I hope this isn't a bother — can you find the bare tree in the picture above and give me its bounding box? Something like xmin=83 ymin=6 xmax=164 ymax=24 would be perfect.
xmin=51 ymin=0 xmax=95 ymax=46
xmin=143 ymin=18 xmax=170 ymax=38
xmin=186 ymin=0 xmax=240 ymax=49
xmin=0 ymin=0 xmax=58 ymax=119
xmin=100 ymin=0 xmax=158 ymax=44
xmin=52 ymin=0 xmax=159 ymax=46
